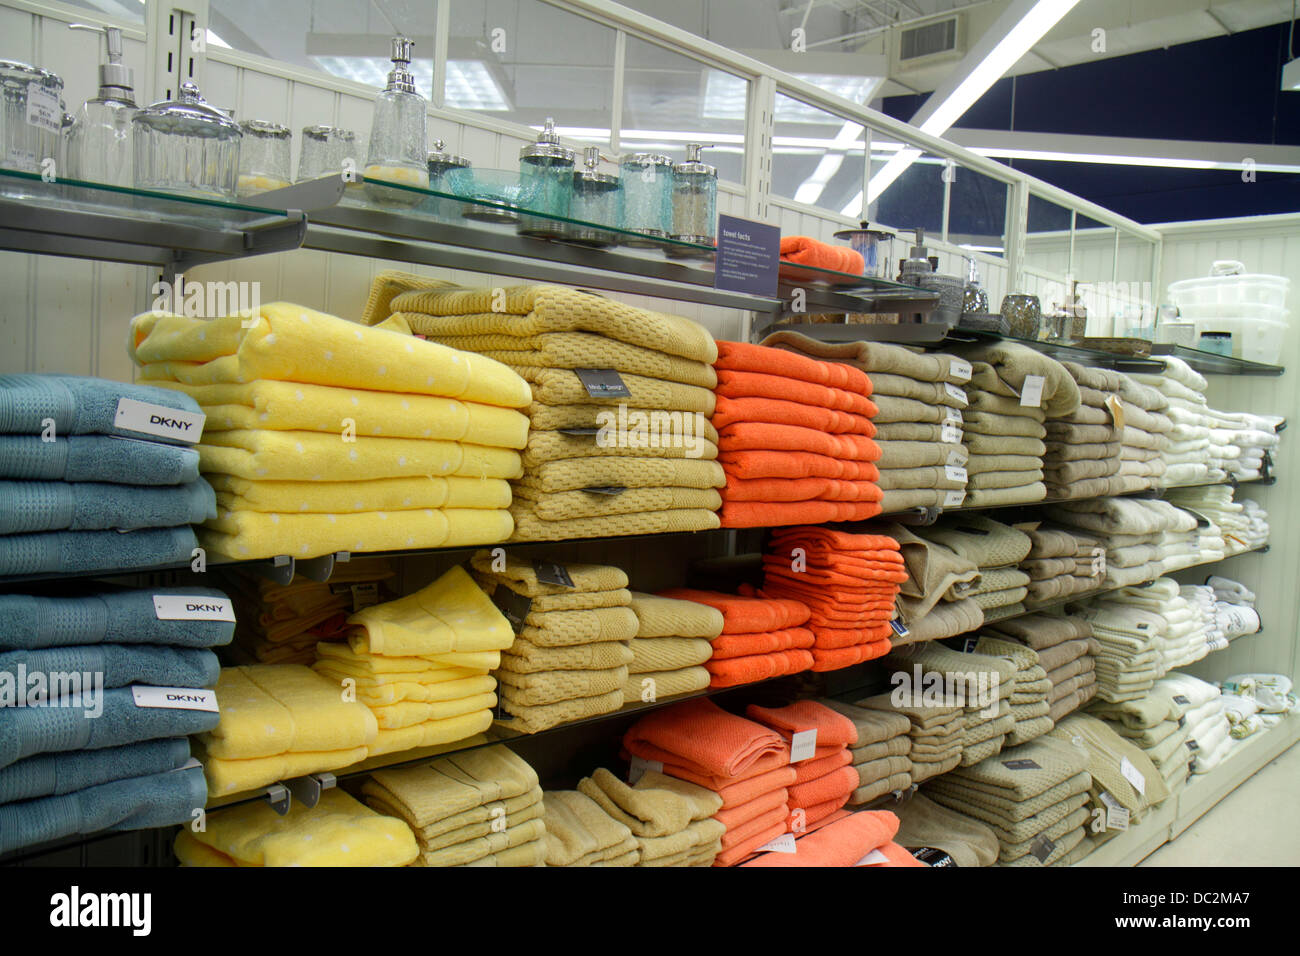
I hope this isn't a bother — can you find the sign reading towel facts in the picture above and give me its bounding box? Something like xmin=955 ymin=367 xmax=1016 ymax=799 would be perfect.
xmin=714 ymin=214 xmax=781 ymax=298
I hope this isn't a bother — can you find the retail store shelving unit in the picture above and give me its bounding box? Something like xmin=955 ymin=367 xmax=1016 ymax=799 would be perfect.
xmin=0 ymin=167 xmax=1291 ymax=867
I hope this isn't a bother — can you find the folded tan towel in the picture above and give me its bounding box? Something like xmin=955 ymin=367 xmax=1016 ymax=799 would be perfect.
xmin=542 ymin=789 xmax=638 ymax=866
xmin=628 ymin=592 xmax=724 ymax=639
xmin=761 ymin=330 xmax=970 ymax=383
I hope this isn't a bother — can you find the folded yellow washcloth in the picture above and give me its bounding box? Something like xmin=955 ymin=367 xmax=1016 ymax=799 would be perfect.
xmin=196 ymin=429 xmax=523 ymax=482
xmin=521 ymin=433 xmax=719 ymax=468
xmin=150 ymin=378 xmax=529 ymax=447
xmin=362 ymin=746 xmax=539 ymax=826
xmin=338 ymin=636 xmax=500 ymax=672
xmin=639 ymin=838 xmax=722 ymax=867
xmin=360 ymin=270 xmax=458 ymax=327
xmin=129 ymin=304 xmax=531 ymax=408
xmin=495 ymin=638 xmax=634 ymax=675
xmin=542 ymin=789 xmax=638 ymax=867
xmin=637 ymin=818 xmax=727 ymax=863
xmin=178 ymin=788 xmax=417 ymax=866
xmin=367 ymin=786 xmax=542 ymax=843
xmin=369 ymin=693 xmax=499 ymax=730
xmin=202 ymin=507 xmax=514 ymax=560
xmin=518 ymin=457 xmax=726 ymax=494
xmin=210 ymin=474 xmax=512 ymax=514
xmin=419 ymin=817 xmax=547 ymax=866
xmin=472 ymin=582 xmax=632 ymax=613
xmin=522 ymin=367 xmax=716 ymax=415
xmin=496 ymin=665 xmax=628 ymax=707
xmin=415 ymin=795 xmax=546 ymax=853
xmin=348 ymin=565 xmax=515 ymax=657
xmin=577 ymin=767 xmax=721 ymax=838
xmin=460 ymin=840 xmax=548 ymax=867
xmin=173 ymin=830 xmax=237 ymax=867
xmin=469 ymin=550 xmax=629 ymax=595
xmin=200 ymin=742 xmax=373 ymax=798
xmin=627 ymin=592 xmax=725 ymax=639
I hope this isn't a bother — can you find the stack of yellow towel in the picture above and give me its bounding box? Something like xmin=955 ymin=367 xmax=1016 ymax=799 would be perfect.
xmin=312 ymin=566 xmax=513 ymax=758
xmin=362 ymin=274 xmax=725 ymax=541
xmin=577 ymin=767 xmax=725 ymax=866
xmin=361 ymin=745 xmax=546 ymax=866
xmin=197 ymin=663 xmax=378 ymax=798
xmin=174 ymin=787 xmax=418 ymax=866
xmin=221 ymin=558 xmax=397 ymax=665
xmin=126 ymin=302 xmax=531 ymax=559
xmin=470 ymin=551 xmax=635 ymax=733
xmin=624 ymin=592 xmax=724 ymax=704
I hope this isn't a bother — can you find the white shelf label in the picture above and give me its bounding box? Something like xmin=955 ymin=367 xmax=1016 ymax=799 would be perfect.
xmin=115 ymin=398 xmax=205 ymax=444
xmin=152 ymin=595 xmax=235 ymax=622
xmin=1120 ymin=756 xmax=1146 ymax=795
xmin=1019 ymin=374 xmax=1045 ymax=408
xmin=949 ymin=358 xmax=972 ymax=383
xmin=26 ymin=81 xmax=61 ymax=134
xmin=789 ymin=728 xmax=818 ymax=763
xmin=131 ymin=686 xmax=219 ymax=713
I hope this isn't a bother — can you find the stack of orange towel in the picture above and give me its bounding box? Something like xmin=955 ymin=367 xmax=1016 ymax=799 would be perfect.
xmin=711 ymin=341 xmax=883 ymax=528
xmin=746 ymin=701 xmax=860 ymax=828
xmin=622 ymin=698 xmax=796 ymax=867
xmin=759 ymin=527 xmax=908 ymax=671
xmin=742 ymin=809 xmax=925 ymax=867
xmin=779 ymin=235 xmax=866 ymax=275
xmin=658 ymin=588 xmax=813 ymax=688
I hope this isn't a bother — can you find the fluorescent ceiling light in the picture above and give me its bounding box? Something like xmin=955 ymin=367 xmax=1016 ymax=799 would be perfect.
xmin=794 ymin=119 xmax=865 ymax=204
xmin=968 ymin=146 xmax=1300 ymax=174
xmin=841 ymin=0 xmax=1081 ymax=216
xmin=309 ymin=56 xmax=510 ymax=110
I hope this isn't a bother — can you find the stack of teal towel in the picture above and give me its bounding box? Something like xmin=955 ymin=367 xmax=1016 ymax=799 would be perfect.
xmin=0 ymin=587 xmax=234 ymax=855
xmin=0 ymin=375 xmax=215 ymax=577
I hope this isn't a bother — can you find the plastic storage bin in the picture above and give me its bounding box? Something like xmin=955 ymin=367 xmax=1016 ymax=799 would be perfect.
xmin=1166 ymin=262 xmax=1291 ymax=365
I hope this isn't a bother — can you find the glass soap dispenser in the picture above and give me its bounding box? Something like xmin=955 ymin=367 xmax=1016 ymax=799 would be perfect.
xmin=364 ymin=36 xmax=428 ymax=206
xmin=567 ymin=146 xmax=619 ymax=247
xmin=517 ymin=117 xmax=575 ymax=239
xmin=671 ymin=143 xmax=717 ymax=248
xmin=66 ymin=24 xmax=136 ymax=186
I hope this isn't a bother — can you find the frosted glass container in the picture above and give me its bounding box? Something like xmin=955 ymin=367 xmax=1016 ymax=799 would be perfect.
xmin=517 ymin=117 xmax=575 ymax=239
xmin=0 ymin=61 xmax=64 ymax=175
xmin=619 ymin=152 xmax=672 ymax=246
xmin=132 ymin=81 xmax=241 ymax=200
xmin=237 ymin=120 xmax=291 ymax=196
xmin=671 ymin=143 xmax=716 ymax=244
xmin=364 ymin=37 xmax=429 ymax=207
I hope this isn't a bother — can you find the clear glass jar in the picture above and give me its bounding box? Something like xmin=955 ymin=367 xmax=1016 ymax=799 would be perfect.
xmin=0 ymin=61 xmax=64 ymax=175
xmin=618 ymin=152 xmax=672 ymax=246
xmin=566 ymin=146 xmax=620 ymax=247
xmin=66 ymin=25 xmax=136 ymax=187
xmin=517 ymin=117 xmax=575 ymax=239
xmin=297 ymin=125 xmax=355 ymax=179
xmin=237 ymin=120 xmax=291 ymax=196
xmin=420 ymin=139 xmax=469 ymax=221
xmin=132 ymin=81 xmax=241 ymax=200
xmin=364 ymin=37 xmax=428 ymax=207
xmin=671 ymin=143 xmax=716 ymax=245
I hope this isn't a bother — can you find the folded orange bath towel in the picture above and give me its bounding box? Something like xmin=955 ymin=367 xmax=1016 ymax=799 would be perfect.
xmin=779 ymin=235 xmax=866 ymax=276
xmin=714 ymin=340 xmax=872 ymax=394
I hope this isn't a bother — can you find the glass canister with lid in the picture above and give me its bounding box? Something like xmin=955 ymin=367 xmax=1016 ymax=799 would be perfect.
xmin=422 ymin=138 xmax=469 ymax=220
xmin=364 ymin=36 xmax=429 ymax=206
xmin=566 ymin=146 xmax=619 ymax=246
xmin=619 ymin=151 xmax=672 ymax=245
xmin=0 ymin=60 xmax=65 ymax=176
xmin=237 ymin=120 xmax=292 ymax=196
xmin=671 ymin=143 xmax=717 ymax=247
xmin=517 ymin=117 xmax=575 ymax=239
xmin=132 ymin=80 xmax=241 ymax=200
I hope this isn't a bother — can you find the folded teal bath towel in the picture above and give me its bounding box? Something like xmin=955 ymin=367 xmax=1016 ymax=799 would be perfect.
xmin=0 ymin=737 xmax=191 ymax=805
xmin=0 ymin=435 xmax=200 ymax=485
xmin=0 ymin=479 xmax=215 ymax=535
xmin=0 ymin=587 xmax=234 ymax=649
xmin=0 ymin=525 xmax=198 ymax=577
xmin=0 ymin=375 xmax=203 ymax=444
xmin=0 ymin=686 xmax=220 ymax=770
xmin=0 ymin=645 xmax=220 ymax=692
xmin=0 ymin=762 xmax=208 ymax=855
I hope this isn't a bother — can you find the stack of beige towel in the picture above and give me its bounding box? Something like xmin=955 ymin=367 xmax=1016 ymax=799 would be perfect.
xmin=886 ymin=523 xmax=985 ymax=644
xmin=540 ymin=789 xmax=639 ymax=866
xmin=362 ymin=745 xmax=546 ymax=866
xmin=859 ymin=692 xmax=965 ymax=783
xmin=1044 ymin=362 xmax=1128 ymax=498
xmin=973 ymin=635 xmax=1054 ymax=746
xmin=1117 ymin=376 xmax=1174 ymax=491
xmin=1018 ymin=526 xmax=1105 ymax=604
xmin=624 ymin=592 xmax=724 ymax=704
xmin=822 ymin=700 xmax=914 ymax=805
xmin=983 ymin=612 xmax=1100 ymax=722
xmin=577 ymin=767 xmax=725 ymax=866
xmin=470 ymin=552 xmax=634 ymax=733
xmin=365 ymin=275 xmax=725 ymax=541
xmin=917 ymin=514 xmax=1033 ymax=623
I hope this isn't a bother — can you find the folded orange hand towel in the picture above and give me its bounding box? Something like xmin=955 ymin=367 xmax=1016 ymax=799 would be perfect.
xmin=746 ymin=700 xmax=860 ymax=747
xmin=705 ymin=649 xmax=814 ymax=687
xmin=779 ymin=235 xmax=866 ymax=275
xmin=715 ymin=340 xmax=872 ymax=394
xmin=720 ymin=500 xmax=882 ymax=528
xmin=622 ymin=697 xmax=788 ymax=779
xmin=709 ymin=626 xmax=816 ymax=660
xmin=711 ymin=395 xmax=877 ymax=435
xmin=715 ymin=369 xmax=875 ymax=415
xmin=724 ymin=475 xmax=883 ymax=502
xmin=718 ymin=422 xmax=881 ymax=460
xmin=657 ymin=589 xmax=811 ymax=632
xmin=718 ymin=450 xmax=880 ymax=482
xmin=742 ymin=810 xmax=900 ymax=867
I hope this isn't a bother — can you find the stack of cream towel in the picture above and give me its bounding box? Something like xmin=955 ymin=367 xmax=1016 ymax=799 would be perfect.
xmin=1165 ymin=484 xmax=1268 ymax=554
xmin=128 ymin=303 xmax=530 ymax=559
xmin=759 ymin=331 xmax=973 ymax=513
xmin=1043 ymin=362 xmax=1128 ymax=498
xmin=886 ymin=523 xmax=985 ymax=644
xmin=623 ymin=592 xmax=723 ymax=704
xmin=984 ymin=613 xmax=1099 ymax=723
xmin=1018 ymin=525 xmax=1106 ymax=604
xmin=1115 ymin=375 xmax=1173 ymax=491
xmin=1130 ymin=356 xmax=1214 ymax=486
xmin=1069 ymin=595 xmax=1170 ymax=703
xmin=917 ymin=514 xmax=1033 ymax=623
xmin=821 ymin=700 xmax=914 ymax=805
xmin=362 ymin=745 xmax=546 ymax=866
xmin=1087 ymin=676 xmax=1206 ymax=794
xmin=1097 ymin=578 xmax=1211 ymax=670
xmin=1044 ymin=497 xmax=1203 ymax=588
xmin=973 ymin=635 xmax=1054 ymax=747
xmin=470 ymin=552 xmax=634 ymax=733
xmin=366 ymin=275 xmax=725 ymax=541
xmin=577 ymin=767 xmax=724 ymax=866
xmin=860 ymin=691 xmax=965 ymax=783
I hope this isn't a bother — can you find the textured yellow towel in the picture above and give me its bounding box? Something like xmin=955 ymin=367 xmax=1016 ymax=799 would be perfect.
xmin=528 ymin=402 xmax=720 ymax=444
xmin=183 ymin=788 xmax=417 ymax=866
xmin=621 ymin=667 xmax=710 ymax=703
xmin=173 ymin=830 xmax=238 ymax=867
xmin=385 ymin=283 xmax=718 ymax=363
xmin=460 ymin=839 xmax=548 ymax=867
xmin=360 ymin=270 xmax=458 ymax=326
xmin=496 ymin=665 xmax=628 ymax=707
xmin=523 ymin=367 xmax=716 ymax=414
xmin=129 ymin=303 xmax=531 ymax=408
xmin=314 ymin=672 xmax=493 ymax=708
xmin=518 ymin=607 xmax=640 ymax=646
xmin=413 ymin=796 xmax=546 ymax=852
xmin=362 ymin=744 xmax=539 ymax=825
xmin=369 ymin=692 xmax=499 ymax=729
xmin=497 ymin=686 xmax=625 ymax=733
xmin=627 ymin=592 xmax=724 ymax=639
xmin=511 ymin=485 xmax=722 ymax=521
xmin=517 ymin=458 xmax=726 ymax=494
xmin=509 ymin=500 xmax=721 ymax=542
xmin=200 ymin=664 xmax=378 ymax=759
xmin=469 ymin=550 xmax=628 ymax=595
xmin=150 ymin=379 xmax=529 ymax=447
xmin=201 ymin=742 xmax=372 ymax=797
xmin=366 ymin=787 xmax=542 ymax=843
xmin=367 ymin=710 xmax=495 ymax=757
xmin=496 ymin=638 xmax=634 ymax=675
xmin=348 ymin=565 xmax=514 ymax=657
xmin=542 ymin=789 xmax=638 ymax=867
xmin=338 ymin=636 xmax=499 ymax=672
xmin=420 ymin=817 xmax=547 ymax=866
xmin=202 ymin=507 xmax=514 ymax=560
xmin=210 ymin=474 xmax=511 ymax=514
xmin=196 ymin=429 xmax=523 ymax=482
xmin=472 ymin=581 xmax=632 ymax=613
xmin=315 ymin=640 xmax=496 ymax=676
xmin=521 ymin=433 xmax=719 ymax=469
xmin=628 ymin=637 xmax=714 ymax=673
xmin=577 ymin=767 xmax=720 ymax=837
xmin=637 ymin=818 xmax=727 ymax=862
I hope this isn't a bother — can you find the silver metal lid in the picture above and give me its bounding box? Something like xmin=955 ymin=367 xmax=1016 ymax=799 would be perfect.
xmin=575 ymin=146 xmax=617 ymax=186
xmin=384 ymin=37 xmax=418 ymax=95
xmin=240 ymin=119 xmax=290 ymax=139
xmin=620 ymin=151 xmax=673 ymax=168
xmin=428 ymin=138 xmax=470 ymax=169
xmin=0 ymin=60 xmax=63 ymax=93
xmin=303 ymin=124 xmax=355 ymax=142
xmin=70 ymin=25 xmax=133 ymax=100
xmin=674 ymin=143 xmax=715 ymax=177
xmin=520 ymin=117 xmax=575 ymax=163
xmin=133 ymin=81 xmax=241 ymax=139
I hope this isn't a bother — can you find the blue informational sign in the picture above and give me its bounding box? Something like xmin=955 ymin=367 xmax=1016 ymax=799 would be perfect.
xmin=713 ymin=214 xmax=781 ymax=298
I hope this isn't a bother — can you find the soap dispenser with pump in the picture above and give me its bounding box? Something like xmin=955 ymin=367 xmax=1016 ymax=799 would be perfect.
xmin=66 ymin=23 xmax=137 ymax=186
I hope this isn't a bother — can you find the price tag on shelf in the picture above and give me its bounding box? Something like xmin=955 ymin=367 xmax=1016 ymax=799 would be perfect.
xmin=1120 ymin=756 xmax=1146 ymax=795
xmin=789 ymin=729 xmax=818 ymax=763
xmin=25 ymin=81 xmax=61 ymax=134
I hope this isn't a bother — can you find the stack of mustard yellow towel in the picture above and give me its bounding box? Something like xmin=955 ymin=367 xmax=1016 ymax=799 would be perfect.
xmin=174 ymin=787 xmax=418 ymax=866
xmin=576 ymin=767 xmax=725 ymax=866
xmin=361 ymin=744 xmax=546 ymax=866
xmin=312 ymin=566 xmax=513 ymax=758
xmin=197 ymin=663 xmax=378 ymax=798
xmin=221 ymin=557 xmax=397 ymax=665
xmin=363 ymin=274 xmax=725 ymax=541
xmin=623 ymin=592 xmax=724 ymax=704
xmin=470 ymin=551 xmax=634 ymax=733
xmin=126 ymin=302 xmax=531 ymax=559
